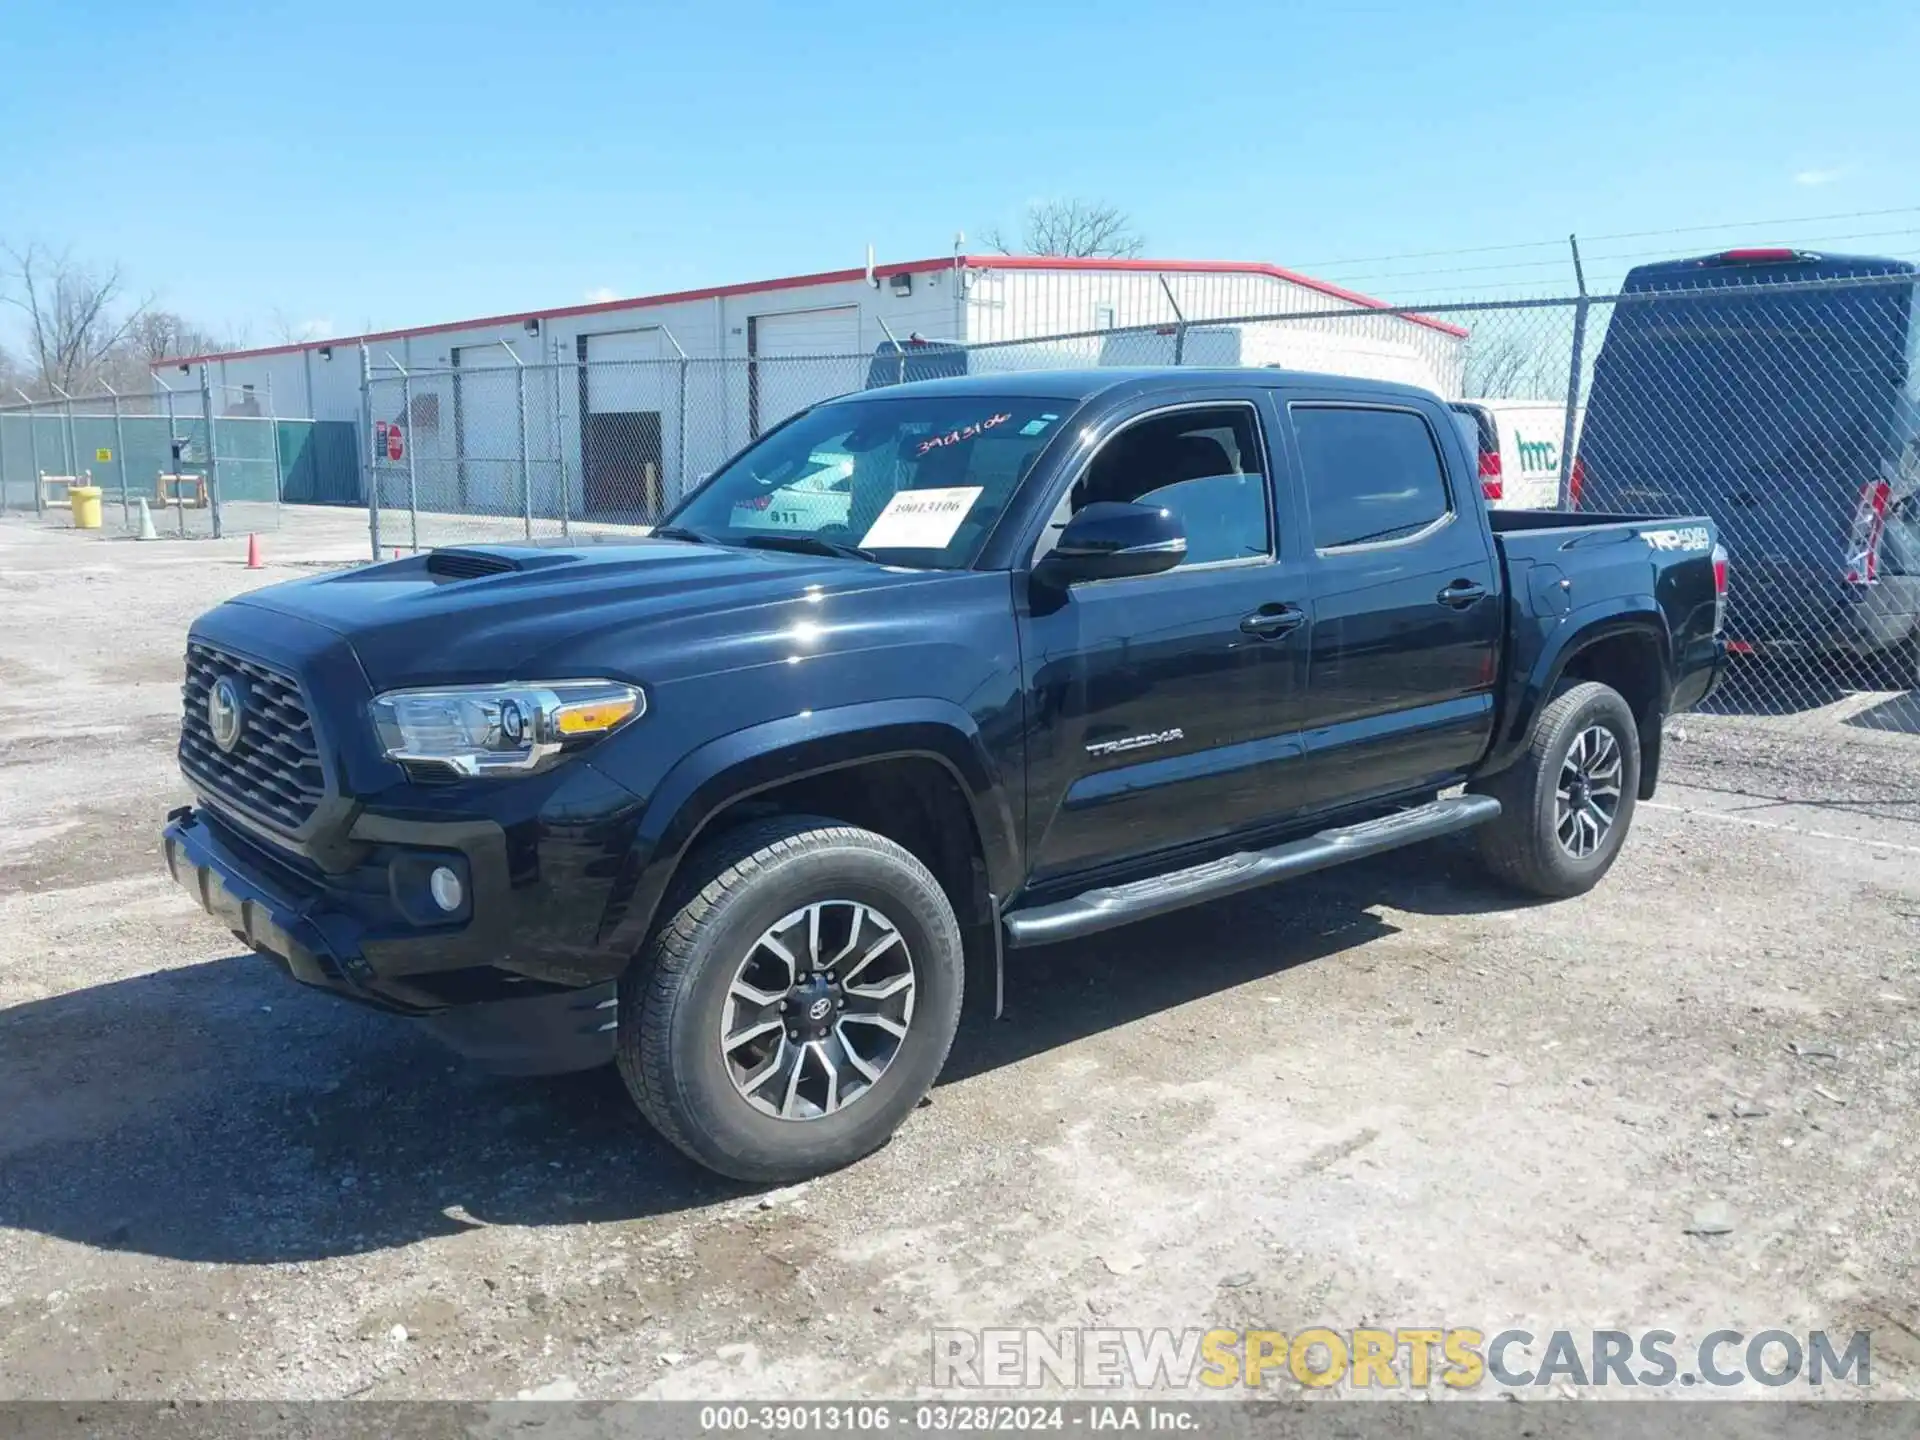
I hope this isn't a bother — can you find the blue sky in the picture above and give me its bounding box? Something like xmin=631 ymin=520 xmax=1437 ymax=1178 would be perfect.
xmin=3 ymin=0 xmax=1918 ymax=348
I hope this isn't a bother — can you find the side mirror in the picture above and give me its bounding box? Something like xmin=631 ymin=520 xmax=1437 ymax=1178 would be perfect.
xmin=1034 ymin=501 xmax=1187 ymax=585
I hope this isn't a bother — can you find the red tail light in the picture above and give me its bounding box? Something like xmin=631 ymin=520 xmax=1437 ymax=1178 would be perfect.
xmin=738 ymin=493 xmax=773 ymax=511
xmin=1711 ymin=540 xmax=1730 ymax=638
xmin=1844 ymin=480 xmax=1892 ymax=584
xmin=1567 ymin=455 xmax=1586 ymax=508
xmin=1478 ymin=448 xmax=1503 ymax=502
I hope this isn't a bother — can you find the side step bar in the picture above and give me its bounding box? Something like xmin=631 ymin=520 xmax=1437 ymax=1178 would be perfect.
xmin=1002 ymin=793 xmax=1502 ymax=949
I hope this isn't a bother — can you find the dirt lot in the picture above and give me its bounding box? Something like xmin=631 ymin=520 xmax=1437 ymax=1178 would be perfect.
xmin=2 ymin=511 xmax=1918 ymax=1402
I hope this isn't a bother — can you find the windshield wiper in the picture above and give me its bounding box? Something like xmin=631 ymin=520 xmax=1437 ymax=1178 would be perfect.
xmin=736 ymin=533 xmax=878 ymax=563
xmin=649 ymin=525 xmax=714 ymax=545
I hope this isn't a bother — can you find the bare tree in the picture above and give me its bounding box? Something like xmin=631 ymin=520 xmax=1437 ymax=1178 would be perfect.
xmin=1 ymin=242 xmax=151 ymax=396
xmin=1462 ymin=328 xmax=1563 ymax=400
xmin=983 ymin=199 xmax=1144 ymax=259
xmin=268 ymin=308 xmax=325 ymax=346
xmin=125 ymin=310 xmax=228 ymax=369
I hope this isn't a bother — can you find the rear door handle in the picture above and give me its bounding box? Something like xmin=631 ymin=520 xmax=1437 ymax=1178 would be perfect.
xmin=1240 ymin=604 xmax=1307 ymax=638
xmin=1436 ymin=580 xmax=1487 ymax=608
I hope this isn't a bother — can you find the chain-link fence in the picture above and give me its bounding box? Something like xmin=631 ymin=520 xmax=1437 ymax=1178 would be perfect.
xmin=12 ymin=267 xmax=1916 ymax=744
xmin=349 ymin=269 xmax=1920 ymax=738
xmin=362 ymin=350 xmax=885 ymax=551
xmin=0 ymin=369 xmax=360 ymax=539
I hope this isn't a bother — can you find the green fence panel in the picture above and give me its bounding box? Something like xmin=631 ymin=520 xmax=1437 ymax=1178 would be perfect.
xmin=0 ymin=413 xmax=359 ymax=512
xmin=279 ymin=421 xmax=363 ymax=506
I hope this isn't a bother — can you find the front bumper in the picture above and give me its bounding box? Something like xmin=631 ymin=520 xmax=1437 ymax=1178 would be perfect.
xmin=164 ymin=805 xmax=617 ymax=1074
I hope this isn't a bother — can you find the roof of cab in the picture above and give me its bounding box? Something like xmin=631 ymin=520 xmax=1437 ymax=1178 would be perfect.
xmin=1625 ymin=250 xmax=1918 ymax=288
xmin=817 ymin=366 xmax=1438 ymax=405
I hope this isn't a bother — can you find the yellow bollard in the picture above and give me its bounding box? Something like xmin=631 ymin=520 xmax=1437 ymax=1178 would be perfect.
xmin=70 ymin=485 xmax=103 ymax=530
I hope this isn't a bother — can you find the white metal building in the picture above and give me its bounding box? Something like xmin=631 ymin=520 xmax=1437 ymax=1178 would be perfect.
xmin=156 ymin=254 xmax=1467 ymax=516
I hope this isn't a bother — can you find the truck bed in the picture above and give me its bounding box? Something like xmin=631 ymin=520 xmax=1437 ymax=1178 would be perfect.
xmin=1486 ymin=508 xmax=1704 ymax=534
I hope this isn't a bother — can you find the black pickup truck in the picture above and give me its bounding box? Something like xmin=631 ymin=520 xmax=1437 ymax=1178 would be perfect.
xmin=164 ymin=368 xmax=1726 ymax=1181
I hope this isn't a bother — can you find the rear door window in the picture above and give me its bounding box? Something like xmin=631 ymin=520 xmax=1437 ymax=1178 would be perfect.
xmin=1290 ymin=405 xmax=1453 ymax=549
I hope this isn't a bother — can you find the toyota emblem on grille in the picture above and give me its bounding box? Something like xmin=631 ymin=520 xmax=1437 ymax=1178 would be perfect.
xmin=207 ymin=675 xmax=247 ymax=753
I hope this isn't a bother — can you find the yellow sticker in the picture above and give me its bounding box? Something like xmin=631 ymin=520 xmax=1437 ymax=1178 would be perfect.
xmin=95 ymin=448 xmax=112 ymax=463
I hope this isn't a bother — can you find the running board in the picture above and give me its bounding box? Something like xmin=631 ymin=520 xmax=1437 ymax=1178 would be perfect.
xmin=1002 ymin=794 xmax=1502 ymax=948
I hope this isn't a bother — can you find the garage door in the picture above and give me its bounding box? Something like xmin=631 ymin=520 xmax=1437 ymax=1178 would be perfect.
xmin=454 ymin=343 xmax=523 ymax=515
xmin=751 ymin=305 xmax=861 ymax=435
xmin=582 ymin=329 xmax=673 ymax=518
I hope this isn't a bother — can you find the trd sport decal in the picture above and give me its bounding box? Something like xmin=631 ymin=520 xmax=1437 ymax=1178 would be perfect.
xmin=1641 ymin=526 xmax=1711 ymax=552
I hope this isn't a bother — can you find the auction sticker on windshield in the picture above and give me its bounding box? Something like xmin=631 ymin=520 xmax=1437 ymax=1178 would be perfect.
xmin=860 ymin=487 xmax=983 ymax=549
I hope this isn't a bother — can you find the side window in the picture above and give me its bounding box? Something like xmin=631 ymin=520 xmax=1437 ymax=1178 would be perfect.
xmin=1292 ymin=405 xmax=1452 ymax=550
xmin=1041 ymin=405 xmax=1272 ymax=568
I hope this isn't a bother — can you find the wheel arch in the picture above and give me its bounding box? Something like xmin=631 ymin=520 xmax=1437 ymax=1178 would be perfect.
xmin=1492 ymin=601 xmax=1673 ymax=798
xmin=600 ymin=700 xmax=1020 ymax=965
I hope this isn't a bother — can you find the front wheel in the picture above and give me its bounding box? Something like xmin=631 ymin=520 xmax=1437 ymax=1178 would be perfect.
xmin=616 ymin=816 xmax=964 ymax=1182
xmin=1471 ymin=680 xmax=1642 ymax=899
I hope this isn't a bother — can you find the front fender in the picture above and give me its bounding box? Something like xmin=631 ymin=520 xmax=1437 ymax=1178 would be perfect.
xmin=1483 ymin=596 xmax=1671 ymax=777
xmin=597 ymin=698 xmax=1021 ymax=958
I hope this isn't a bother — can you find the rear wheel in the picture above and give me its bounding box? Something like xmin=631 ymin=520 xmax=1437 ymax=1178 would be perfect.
xmin=1471 ymin=680 xmax=1641 ymax=898
xmin=1866 ymin=632 xmax=1920 ymax=693
xmin=616 ymin=816 xmax=963 ymax=1182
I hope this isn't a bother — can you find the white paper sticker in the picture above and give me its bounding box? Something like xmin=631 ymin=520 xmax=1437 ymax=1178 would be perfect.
xmin=858 ymin=486 xmax=983 ymax=550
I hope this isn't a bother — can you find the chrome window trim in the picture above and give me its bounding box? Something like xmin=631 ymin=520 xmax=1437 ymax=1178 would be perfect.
xmin=1316 ymin=509 xmax=1458 ymax=556
xmin=1029 ymin=398 xmax=1279 ymax=578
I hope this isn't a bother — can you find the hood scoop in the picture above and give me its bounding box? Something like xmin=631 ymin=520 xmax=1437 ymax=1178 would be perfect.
xmin=426 ymin=548 xmax=520 ymax=579
xmin=424 ymin=547 xmax=586 ymax=581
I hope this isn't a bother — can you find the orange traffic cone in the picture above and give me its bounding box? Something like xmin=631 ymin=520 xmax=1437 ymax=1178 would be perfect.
xmin=245 ymin=533 xmax=263 ymax=570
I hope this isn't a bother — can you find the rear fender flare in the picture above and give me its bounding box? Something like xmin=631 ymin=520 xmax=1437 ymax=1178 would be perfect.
xmin=600 ymin=699 xmax=1020 ymax=957
xmin=1487 ymin=598 xmax=1671 ymax=780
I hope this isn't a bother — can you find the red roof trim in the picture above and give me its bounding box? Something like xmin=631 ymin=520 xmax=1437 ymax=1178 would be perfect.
xmin=957 ymin=255 xmax=1470 ymax=338
xmin=154 ymin=257 xmax=954 ymax=367
xmin=156 ymin=254 xmax=1465 ymax=366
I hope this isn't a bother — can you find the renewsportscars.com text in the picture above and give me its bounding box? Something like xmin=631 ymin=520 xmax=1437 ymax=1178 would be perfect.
xmin=931 ymin=1327 xmax=1872 ymax=1391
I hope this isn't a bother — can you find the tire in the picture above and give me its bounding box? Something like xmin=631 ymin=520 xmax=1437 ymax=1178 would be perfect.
xmin=1866 ymin=632 xmax=1920 ymax=693
xmin=616 ymin=815 xmax=964 ymax=1183
xmin=1470 ymin=680 xmax=1642 ymax=899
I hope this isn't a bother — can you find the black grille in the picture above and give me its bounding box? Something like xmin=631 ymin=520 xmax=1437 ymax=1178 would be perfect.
xmin=180 ymin=643 xmax=325 ymax=832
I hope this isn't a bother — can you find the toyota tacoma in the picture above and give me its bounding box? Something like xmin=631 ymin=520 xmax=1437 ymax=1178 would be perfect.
xmin=164 ymin=368 xmax=1727 ymax=1180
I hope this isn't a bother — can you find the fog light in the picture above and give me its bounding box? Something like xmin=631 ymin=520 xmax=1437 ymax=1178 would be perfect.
xmin=429 ymin=866 xmax=464 ymax=913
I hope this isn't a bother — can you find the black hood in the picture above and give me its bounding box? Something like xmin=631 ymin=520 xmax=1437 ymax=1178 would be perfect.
xmin=229 ymin=539 xmax=954 ymax=690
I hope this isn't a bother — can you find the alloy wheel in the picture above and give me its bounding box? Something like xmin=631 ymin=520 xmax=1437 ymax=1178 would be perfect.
xmin=1555 ymin=723 xmax=1624 ymax=859
xmin=718 ymin=901 xmax=917 ymax=1120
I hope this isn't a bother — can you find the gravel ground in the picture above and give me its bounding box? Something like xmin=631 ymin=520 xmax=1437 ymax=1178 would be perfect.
xmin=2 ymin=512 xmax=1918 ymax=1403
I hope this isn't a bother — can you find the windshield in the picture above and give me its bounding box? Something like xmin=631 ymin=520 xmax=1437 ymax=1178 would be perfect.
xmin=665 ymin=394 xmax=1074 ymax=568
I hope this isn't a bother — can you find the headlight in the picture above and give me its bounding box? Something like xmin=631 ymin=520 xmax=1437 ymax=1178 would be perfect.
xmin=370 ymin=680 xmax=643 ymax=777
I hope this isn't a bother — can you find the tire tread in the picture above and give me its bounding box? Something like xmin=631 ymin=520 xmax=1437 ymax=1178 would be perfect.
xmin=1473 ymin=680 xmax=1637 ymax=897
xmin=616 ymin=815 xmax=957 ymax=1179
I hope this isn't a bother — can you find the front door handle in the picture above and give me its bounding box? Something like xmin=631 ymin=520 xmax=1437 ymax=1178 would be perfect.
xmin=1436 ymin=579 xmax=1488 ymax=609
xmin=1240 ymin=604 xmax=1307 ymax=638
